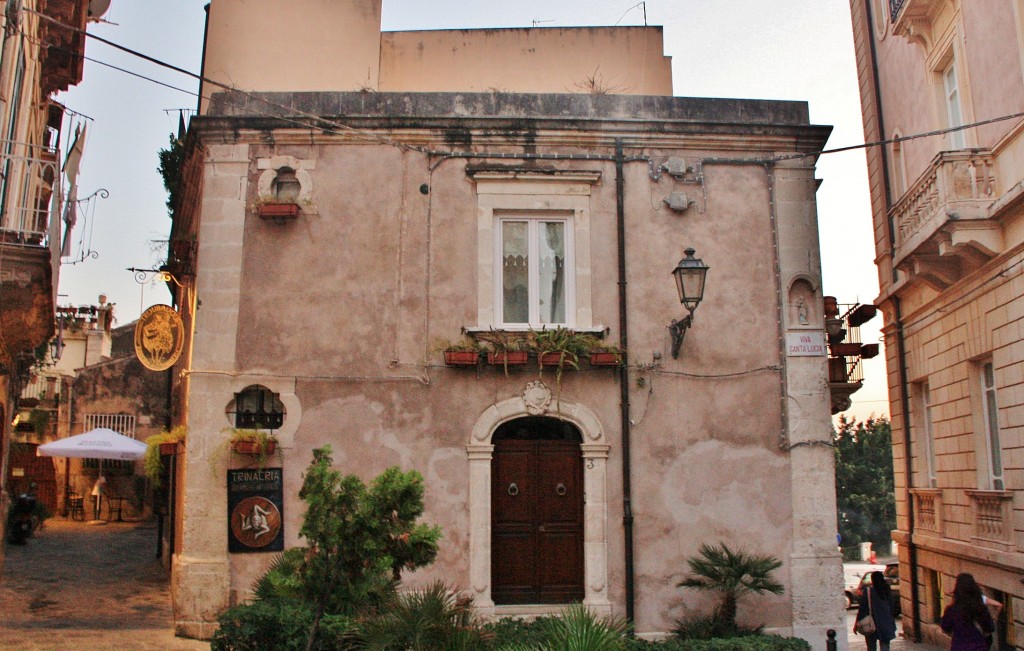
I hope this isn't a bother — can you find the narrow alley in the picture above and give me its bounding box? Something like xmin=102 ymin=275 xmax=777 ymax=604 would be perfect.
xmin=0 ymin=519 xmax=206 ymax=650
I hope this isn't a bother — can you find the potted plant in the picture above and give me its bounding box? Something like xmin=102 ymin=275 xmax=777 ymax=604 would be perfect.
xmin=440 ymin=337 xmax=483 ymax=366
xmin=144 ymin=425 xmax=187 ymax=486
xmin=534 ymin=328 xmax=599 ymax=375
xmin=228 ymin=428 xmax=279 ymax=460
xmin=478 ymin=330 xmax=529 ymax=370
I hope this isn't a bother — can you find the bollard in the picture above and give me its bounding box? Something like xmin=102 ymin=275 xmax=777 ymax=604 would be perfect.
xmin=826 ymin=629 xmax=837 ymax=651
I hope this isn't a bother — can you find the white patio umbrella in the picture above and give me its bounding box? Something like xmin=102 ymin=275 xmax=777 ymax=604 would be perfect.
xmin=38 ymin=428 xmax=147 ymax=522
xmin=37 ymin=427 xmax=147 ymax=460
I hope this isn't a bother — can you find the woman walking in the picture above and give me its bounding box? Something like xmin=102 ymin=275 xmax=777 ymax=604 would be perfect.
xmin=941 ymin=573 xmax=995 ymax=651
xmin=854 ymin=571 xmax=897 ymax=651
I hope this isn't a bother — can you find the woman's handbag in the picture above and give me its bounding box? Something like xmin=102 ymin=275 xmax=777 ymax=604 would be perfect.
xmin=856 ymin=588 xmax=877 ymax=635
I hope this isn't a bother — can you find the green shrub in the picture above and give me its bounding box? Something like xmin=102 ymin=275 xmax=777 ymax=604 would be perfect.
xmin=673 ymin=615 xmax=763 ymax=640
xmin=210 ymin=599 xmax=357 ymax=651
xmin=494 ymin=605 xmax=630 ymax=651
xmin=357 ymin=582 xmax=491 ymax=651
xmin=485 ymin=617 xmax=551 ymax=648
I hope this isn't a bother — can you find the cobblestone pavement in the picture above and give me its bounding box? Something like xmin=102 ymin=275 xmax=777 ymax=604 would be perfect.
xmin=0 ymin=518 xmax=207 ymax=651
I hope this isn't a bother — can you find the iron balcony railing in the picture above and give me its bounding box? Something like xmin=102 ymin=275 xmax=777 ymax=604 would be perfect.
xmin=0 ymin=140 xmax=62 ymax=246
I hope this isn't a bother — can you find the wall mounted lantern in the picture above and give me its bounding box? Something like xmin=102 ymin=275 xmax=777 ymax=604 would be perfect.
xmin=669 ymin=248 xmax=709 ymax=359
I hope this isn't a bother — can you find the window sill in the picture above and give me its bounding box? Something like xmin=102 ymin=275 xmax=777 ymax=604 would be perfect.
xmin=464 ymin=325 xmax=608 ymax=337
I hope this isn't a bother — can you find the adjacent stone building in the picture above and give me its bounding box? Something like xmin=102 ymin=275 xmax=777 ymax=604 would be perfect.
xmin=0 ymin=0 xmax=105 ymax=566
xmin=850 ymin=0 xmax=1024 ymax=648
xmin=167 ymin=0 xmax=843 ymax=642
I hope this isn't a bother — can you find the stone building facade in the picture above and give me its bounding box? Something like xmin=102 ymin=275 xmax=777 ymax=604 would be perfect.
xmin=849 ymin=0 xmax=1024 ymax=648
xmin=167 ymin=0 xmax=843 ymax=642
xmin=0 ymin=0 xmax=103 ymax=567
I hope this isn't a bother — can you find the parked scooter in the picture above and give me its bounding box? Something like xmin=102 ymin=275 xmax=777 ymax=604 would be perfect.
xmin=6 ymin=493 xmax=38 ymax=544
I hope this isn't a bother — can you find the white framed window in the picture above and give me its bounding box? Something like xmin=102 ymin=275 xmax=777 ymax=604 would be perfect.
xmin=917 ymin=383 xmax=938 ymax=488
xmin=942 ymin=60 xmax=965 ymax=149
xmin=980 ymin=362 xmax=1004 ymax=490
xmin=891 ymin=131 xmax=907 ymax=198
xmin=469 ymin=170 xmax=600 ymax=331
xmin=495 ymin=215 xmax=575 ymax=327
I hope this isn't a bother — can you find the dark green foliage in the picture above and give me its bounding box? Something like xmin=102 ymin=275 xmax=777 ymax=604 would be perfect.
xmin=216 ymin=446 xmax=442 ymax=650
xmin=492 ymin=605 xmax=630 ymax=651
xmin=251 ymin=548 xmax=305 ymax=603
xmin=672 ymin=615 xmax=763 ymax=640
xmin=157 ymin=133 xmax=185 ymax=217
xmin=294 ymin=448 xmax=441 ymax=624
xmin=210 ymin=599 xmax=357 ymax=651
xmin=677 ymin=543 xmax=784 ymax=630
xmin=357 ymin=582 xmax=491 ymax=651
xmin=833 ymin=416 xmax=896 ymax=556
xmin=29 ymin=408 xmax=49 ymax=436
xmin=485 ymin=616 xmax=552 ymax=648
xmin=532 ymin=604 xmax=630 ymax=650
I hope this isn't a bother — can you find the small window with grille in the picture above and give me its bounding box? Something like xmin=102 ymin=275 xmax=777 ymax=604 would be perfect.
xmin=230 ymin=385 xmax=284 ymax=430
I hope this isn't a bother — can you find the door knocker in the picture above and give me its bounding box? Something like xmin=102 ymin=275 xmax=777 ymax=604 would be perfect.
xmin=555 ymin=483 xmax=567 ymax=496
xmin=508 ymin=483 xmax=519 ymax=496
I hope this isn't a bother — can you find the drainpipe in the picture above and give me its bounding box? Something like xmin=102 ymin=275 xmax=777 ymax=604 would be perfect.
xmin=197 ymin=4 xmax=211 ymax=116
xmin=615 ymin=139 xmax=636 ymax=624
xmin=864 ymin=0 xmax=920 ymax=637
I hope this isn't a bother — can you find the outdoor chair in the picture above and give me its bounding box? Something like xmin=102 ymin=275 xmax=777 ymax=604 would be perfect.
xmin=68 ymin=493 xmax=85 ymax=521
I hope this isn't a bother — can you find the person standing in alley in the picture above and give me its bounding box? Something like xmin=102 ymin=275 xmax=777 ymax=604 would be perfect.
xmin=941 ymin=573 xmax=995 ymax=651
xmin=91 ymin=474 xmax=106 ymax=519
xmin=854 ymin=571 xmax=897 ymax=651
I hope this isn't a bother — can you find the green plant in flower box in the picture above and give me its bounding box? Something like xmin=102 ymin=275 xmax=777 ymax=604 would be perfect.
xmin=144 ymin=425 xmax=187 ymax=486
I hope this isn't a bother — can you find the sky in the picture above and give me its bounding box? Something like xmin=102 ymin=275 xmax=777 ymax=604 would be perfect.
xmin=54 ymin=0 xmax=889 ymax=423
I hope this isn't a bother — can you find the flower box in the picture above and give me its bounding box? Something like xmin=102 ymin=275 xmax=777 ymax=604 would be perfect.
xmin=444 ymin=349 xmax=480 ymax=366
xmin=588 ymin=351 xmax=622 ymax=366
xmin=257 ymin=202 xmax=301 ymax=220
xmin=231 ymin=440 xmax=277 ymax=456
xmin=538 ymin=351 xmax=570 ymax=367
xmin=830 ymin=343 xmax=862 ymax=357
xmin=487 ymin=351 xmax=528 ymax=365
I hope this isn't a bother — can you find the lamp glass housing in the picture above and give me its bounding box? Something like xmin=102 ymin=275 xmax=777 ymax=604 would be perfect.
xmin=672 ymin=248 xmax=709 ymax=313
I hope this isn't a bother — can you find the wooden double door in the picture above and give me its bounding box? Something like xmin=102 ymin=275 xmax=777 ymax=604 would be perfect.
xmin=491 ymin=420 xmax=584 ymax=605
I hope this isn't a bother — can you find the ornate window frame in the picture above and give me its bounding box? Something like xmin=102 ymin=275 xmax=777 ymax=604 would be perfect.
xmin=468 ymin=170 xmax=600 ymax=331
xmin=466 ymin=389 xmax=611 ymax=617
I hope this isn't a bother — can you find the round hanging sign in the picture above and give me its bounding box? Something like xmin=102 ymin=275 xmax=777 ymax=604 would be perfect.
xmin=134 ymin=304 xmax=185 ymax=371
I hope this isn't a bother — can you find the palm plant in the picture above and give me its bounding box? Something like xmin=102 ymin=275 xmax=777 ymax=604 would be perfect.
xmin=357 ymin=582 xmax=489 ymax=651
xmin=676 ymin=543 xmax=784 ymax=630
xmin=498 ymin=605 xmax=630 ymax=651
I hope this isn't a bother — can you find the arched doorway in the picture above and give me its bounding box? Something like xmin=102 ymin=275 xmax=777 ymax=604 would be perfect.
xmin=491 ymin=416 xmax=583 ymax=605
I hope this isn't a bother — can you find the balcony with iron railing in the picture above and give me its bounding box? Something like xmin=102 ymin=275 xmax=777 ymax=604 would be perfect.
xmin=889 ymin=0 xmax=946 ymax=45
xmin=826 ymin=300 xmax=879 ymax=415
xmin=0 ymin=140 xmax=62 ymax=246
xmin=19 ymin=373 xmax=61 ymax=407
xmin=890 ymin=150 xmax=1001 ymax=290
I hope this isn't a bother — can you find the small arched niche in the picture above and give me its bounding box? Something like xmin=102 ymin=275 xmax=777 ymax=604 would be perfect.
xmin=788 ymin=277 xmax=818 ymax=328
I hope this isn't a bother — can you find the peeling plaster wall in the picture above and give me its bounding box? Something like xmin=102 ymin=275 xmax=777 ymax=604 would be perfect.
xmin=173 ymin=93 xmax=840 ymax=643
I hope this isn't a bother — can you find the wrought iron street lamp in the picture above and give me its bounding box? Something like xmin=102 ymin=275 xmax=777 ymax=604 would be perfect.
xmin=669 ymin=248 xmax=709 ymax=359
